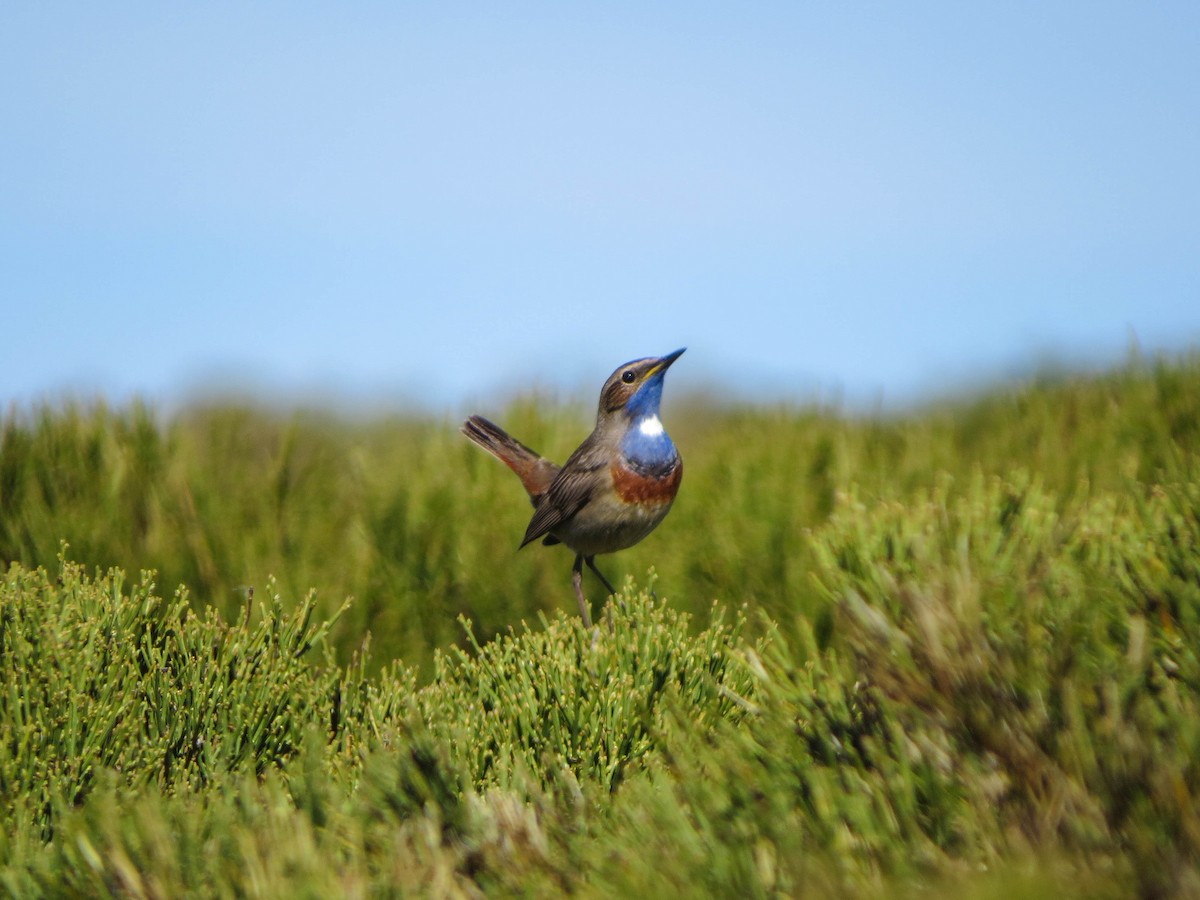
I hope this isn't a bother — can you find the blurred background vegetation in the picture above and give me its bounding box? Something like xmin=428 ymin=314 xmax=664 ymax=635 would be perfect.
xmin=3 ymin=352 xmax=1197 ymax=675
xmin=3 ymin=351 xmax=1200 ymax=895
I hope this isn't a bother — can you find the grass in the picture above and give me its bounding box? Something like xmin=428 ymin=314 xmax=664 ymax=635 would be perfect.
xmin=1 ymin=350 xmax=1199 ymax=895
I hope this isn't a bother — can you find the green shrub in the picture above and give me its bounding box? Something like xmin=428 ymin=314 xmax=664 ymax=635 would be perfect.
xmin=0 ymin=561 xmax=761 ymax=897
xmin=1 ymin=353 xmax=1200 ymax=896
xmin=418 ymin=578 xmax=755 ymax=793
xmin=0 ymin=554 xmax=386 ymax=840
xmin=810 ymin=466 xmax=1200 ymax=896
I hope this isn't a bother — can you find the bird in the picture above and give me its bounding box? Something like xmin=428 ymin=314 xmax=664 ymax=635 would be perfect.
xmin=462 ymin=348 xmax=685 ymax=627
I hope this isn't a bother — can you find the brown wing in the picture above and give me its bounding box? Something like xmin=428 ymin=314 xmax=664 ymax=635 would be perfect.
xmin=518 ymin=440 xmax=607 ymax=548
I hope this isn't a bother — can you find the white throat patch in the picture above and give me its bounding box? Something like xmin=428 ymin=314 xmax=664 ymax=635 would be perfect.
xmin=638 ymin=415 xmax=664 ymax=437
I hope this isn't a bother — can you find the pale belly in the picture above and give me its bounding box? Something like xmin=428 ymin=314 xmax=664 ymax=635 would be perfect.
xmin=551 ymin=490 xmax=676 ymax=557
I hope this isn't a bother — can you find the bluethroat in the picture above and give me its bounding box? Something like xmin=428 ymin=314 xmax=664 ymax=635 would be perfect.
xmin=463 ymin=348 xmax=685 ymax=626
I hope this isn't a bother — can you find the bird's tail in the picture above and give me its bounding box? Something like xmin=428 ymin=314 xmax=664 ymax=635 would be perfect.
xmin=461 ymin=415 xmax=560 ymax=501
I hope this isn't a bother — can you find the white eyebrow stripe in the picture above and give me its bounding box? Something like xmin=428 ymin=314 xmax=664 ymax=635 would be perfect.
xmin=638 ymin=415 xmax=664 ymax=437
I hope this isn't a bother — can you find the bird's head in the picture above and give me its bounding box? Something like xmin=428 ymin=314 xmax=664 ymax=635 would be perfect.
xmin=597 ymin=348 xmax=686 ymax=421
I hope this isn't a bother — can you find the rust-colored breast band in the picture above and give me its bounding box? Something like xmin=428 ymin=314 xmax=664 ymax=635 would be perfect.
xmin=610 ymin=459 xmax=682 ymax=505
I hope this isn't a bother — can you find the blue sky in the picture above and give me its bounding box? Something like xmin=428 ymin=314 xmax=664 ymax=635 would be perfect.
xmin=3 ymin=3 xmax=1198 ymax=413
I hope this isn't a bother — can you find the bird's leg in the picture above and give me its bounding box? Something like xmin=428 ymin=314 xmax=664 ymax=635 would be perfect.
xmin=572 ymin=554 xmax=593 ymax=628
xmin=585 ymin=556 xmax=620 ymax=633
xmin=585 ymin=556 xmax=617 ymax=596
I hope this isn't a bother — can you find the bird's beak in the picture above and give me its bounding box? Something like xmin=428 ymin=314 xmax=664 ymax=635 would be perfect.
xmin=646 ymin=347 xmax=686 ymax=378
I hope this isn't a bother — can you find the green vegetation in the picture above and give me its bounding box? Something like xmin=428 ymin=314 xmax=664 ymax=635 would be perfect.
xmin=1 ymin=352 xmax=1199 ymax=896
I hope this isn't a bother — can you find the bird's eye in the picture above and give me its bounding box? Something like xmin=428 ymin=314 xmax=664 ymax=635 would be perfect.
xmin=622 ymin=370 xmax=636 ymax=384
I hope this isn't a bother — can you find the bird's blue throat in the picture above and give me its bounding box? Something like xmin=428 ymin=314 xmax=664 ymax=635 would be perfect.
xmin=620 ymin=376 xmax=678 ymax=474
